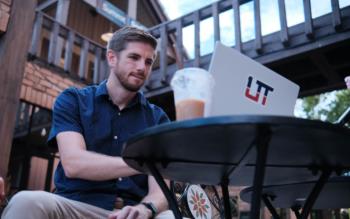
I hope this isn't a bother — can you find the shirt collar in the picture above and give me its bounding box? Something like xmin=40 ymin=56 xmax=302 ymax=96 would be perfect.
xmin=134 ymin=92 xmax=147 ymax=106
xmin=95 ymin=80 xmax=147 ymax=106
xmin=96 ymin=80 xmax=109 ymax=97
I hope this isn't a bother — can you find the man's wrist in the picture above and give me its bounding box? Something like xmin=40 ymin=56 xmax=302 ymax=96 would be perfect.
xmin=141 ymin=202 xmax=157 ymax=218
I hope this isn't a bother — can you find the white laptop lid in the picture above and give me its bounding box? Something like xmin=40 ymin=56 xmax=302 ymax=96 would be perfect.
xmin=208 ymin=42 xmax=300 ymax=116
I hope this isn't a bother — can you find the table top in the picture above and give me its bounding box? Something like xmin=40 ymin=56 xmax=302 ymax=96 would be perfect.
xmin=122 ymin=115 xmax=350 ymax=186
xmin=240 ymin=176 xmax=350 ymax=209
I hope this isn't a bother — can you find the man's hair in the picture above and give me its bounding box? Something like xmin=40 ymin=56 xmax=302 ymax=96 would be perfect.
xmin=107 ymin=26 xmax=158 ymax=52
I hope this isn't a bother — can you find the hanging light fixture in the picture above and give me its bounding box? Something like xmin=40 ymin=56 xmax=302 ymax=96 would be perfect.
xmin=101 ymin=32 xmax=113 ymax=42
xmin=101 ymin=23 xmax=114 ymax=43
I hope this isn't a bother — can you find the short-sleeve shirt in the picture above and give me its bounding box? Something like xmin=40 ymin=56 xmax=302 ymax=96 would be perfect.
xmin=48 ymin=80 xmax=170 ymax=210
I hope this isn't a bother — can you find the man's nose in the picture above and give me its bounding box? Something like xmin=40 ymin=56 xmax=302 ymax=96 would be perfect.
xmin=136 ymin=60 xmax=146 ymax=72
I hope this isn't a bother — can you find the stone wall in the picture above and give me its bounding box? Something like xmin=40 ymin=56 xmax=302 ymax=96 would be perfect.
xmin=0 ymin=0 xmax=11 ymax=33
xmin=20 ymin=62 xmax=84 ymax=109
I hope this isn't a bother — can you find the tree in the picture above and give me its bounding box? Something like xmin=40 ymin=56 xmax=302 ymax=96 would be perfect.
xmin=299 ymin=89 xmax=350 ymax=123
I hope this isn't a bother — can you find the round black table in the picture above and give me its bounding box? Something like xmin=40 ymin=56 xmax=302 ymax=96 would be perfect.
xmin=240 ymin=176 xmax=350 ymax=219
xmin=121 ymin=116 xmax=350 ymax=219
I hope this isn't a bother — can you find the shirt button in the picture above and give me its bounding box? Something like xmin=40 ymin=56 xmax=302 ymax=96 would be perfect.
xmin=114 ymin=135 xmax=118 ymax=140
xmin=118 ymin=177 xmax=122 ymax=181
xmin=118 ymin=112 xmax=121 ymax=116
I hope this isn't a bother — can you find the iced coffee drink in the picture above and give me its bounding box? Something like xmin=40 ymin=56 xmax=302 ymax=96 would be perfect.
xmin=170 ymin=67 xmax=214 ymax=121
xmin=175 ymin=99 xmax=205 ymax=121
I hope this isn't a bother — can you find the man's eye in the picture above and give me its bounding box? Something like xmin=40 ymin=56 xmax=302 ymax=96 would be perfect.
xmin=146 ymin=60 xmax=154 ymax=65
xmin=129 ymin=56 xmax=138 ymax=60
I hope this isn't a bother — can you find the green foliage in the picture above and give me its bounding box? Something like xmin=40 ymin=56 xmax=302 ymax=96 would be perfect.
xmin=302 ymin=95 xmax=321 ymax=119
xmin=300 ymin=89 xmax=350 ymax=123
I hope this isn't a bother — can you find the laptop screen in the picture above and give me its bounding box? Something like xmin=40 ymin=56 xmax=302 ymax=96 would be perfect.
xmin=207 ymin=42 xmax=300 ymax=117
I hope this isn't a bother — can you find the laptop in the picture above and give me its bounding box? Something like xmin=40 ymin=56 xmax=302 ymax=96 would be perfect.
xmin=207 ymin=42 xmax=300 ymax=117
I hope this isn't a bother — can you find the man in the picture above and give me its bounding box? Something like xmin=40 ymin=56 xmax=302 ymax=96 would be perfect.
xmin=2 ymin=26 xmax=173 ymax=219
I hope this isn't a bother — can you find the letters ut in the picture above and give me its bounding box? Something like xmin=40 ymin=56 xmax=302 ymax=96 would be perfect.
xmin=245 ymin=76 xmax=274 ymax=106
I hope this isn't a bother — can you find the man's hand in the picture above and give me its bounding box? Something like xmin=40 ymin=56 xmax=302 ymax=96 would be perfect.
xmin=108 ymin=204 xmax=152 ymax=219
xmin=0 ymin=177 xmax=5 ymax=205
xmin=345 ymin=76 xmax=350 ymax=89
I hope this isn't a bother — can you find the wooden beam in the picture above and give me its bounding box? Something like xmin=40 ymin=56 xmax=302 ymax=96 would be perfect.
xmin=53 ymin=0 xmax=70 ymax=65
xmin=212 ymin=1 xmax=220 ymax=43
xmin=194 ymin=10 xmax=200 ymax=67
xmin=175 ymin=18 xmax=184 ymax=69
xmin=160 ymin=24 xmax=168 ymax=83
xmin=100 ymin=58 xmax=108 ymax=82
xmin=63 ymin=30 xmax=74 ymax=72
xmin=36 ymin=0 xmax=58 ymax=11
xmin=29 ymin=12 xmax=43 ymax=57
xmin=148 ymin=0 xmax=169 ymax=23
xmin=0 ymin=0 xmax=37 ymax=177
xmin=78 ymin=39 xmax=89 ymax=79
xmin=233 ymin=0 xmax=242 ymax=52
xmin=48 ymin=21 xmax=59 ymax=64
xmin=254 ymin=0 xmax=262 ymax=52
xmin=93 ymin=47 xmax=102 ymax=84
xmin=56 ymin=0 xmax=70 ymax=22
xmin=278 ymin=0 xmax=289 ymax=45
xmin=303 ymin=0 xmax=314 ymax=38
xmin=127 ymin=0 xmax=137 ymax=20
xmin=331 ymin=0 xmax=341 ymax=29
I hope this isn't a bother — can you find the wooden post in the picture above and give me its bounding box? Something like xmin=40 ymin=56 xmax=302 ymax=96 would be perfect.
xmin=212 ymin=1 xmax=220 ymax=43
xmin=194 ymin=10 xmax=200 ymax=67
xmin=160 ymin=24 xmax=168 ymax=83
xmin=78 ymin=39 xmax=89 ymax=79
xmin=303 ymin=0 xmax=314 ymax=38
xmin=0 ymin=0 xmax=37 ymax=177
xmin=93 ymin=47 xmax=102 ymax=84
xmin=233 ymin=0 xmax=242 ymax=52
xmin=29 ymin=12 xmax=43 ymax=57
xmin=127 ymin=0 xmax=137 ymax=20
xmin=175 ymin=19 xmax=184 ymax=69
xmin=254 ymin=0 xmax=262 ymax=52
xmin=331 ymin=0 xmax=341 ymax=29
xmin=278 ymin=0 xmax=289 ymax=45
xmin=64 ymin=30 xmax=75 ymax=72
xmin=53 ymin=0 xmax=70 ymax=65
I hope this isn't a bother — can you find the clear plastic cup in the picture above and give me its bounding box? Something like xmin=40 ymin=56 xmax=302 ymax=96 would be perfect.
xmin=170 ymin=67 xmax=215 ymax=121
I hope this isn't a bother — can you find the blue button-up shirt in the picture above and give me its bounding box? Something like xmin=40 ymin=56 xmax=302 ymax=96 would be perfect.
xmin=48 ymin=80 xmax=170 ymax=210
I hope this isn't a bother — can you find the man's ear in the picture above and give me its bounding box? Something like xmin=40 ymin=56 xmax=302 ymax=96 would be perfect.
xmin=106 ymin=50 xmax=117 ymax=66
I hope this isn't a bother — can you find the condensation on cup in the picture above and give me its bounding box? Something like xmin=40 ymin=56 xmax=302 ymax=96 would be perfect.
xmin=170 ymin=67 xmax=215 ymax=121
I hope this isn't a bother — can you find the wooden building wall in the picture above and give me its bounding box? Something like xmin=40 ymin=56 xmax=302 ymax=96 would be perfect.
xmin=65 ymin=0 xmax=163 ymax=45
xmin=67 ymin=0 xmax=112 ymax=45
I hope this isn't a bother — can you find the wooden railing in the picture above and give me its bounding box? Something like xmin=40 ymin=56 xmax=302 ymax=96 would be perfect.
xmin=28 ymin=12 xmax=108 ymax=84
xmin=27 ymin=0 xmax=350 ymax=97
xmin=144 ymin=0 xmax=350 ymax=96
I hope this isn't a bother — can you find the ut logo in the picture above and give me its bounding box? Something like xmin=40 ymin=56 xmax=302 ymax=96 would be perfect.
xmin=245 ymin=76 xmax=274 ymax=106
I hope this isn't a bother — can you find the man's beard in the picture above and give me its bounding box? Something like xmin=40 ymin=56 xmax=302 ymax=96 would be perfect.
xmin=115 ymin=69 xmax=145 ymax=92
